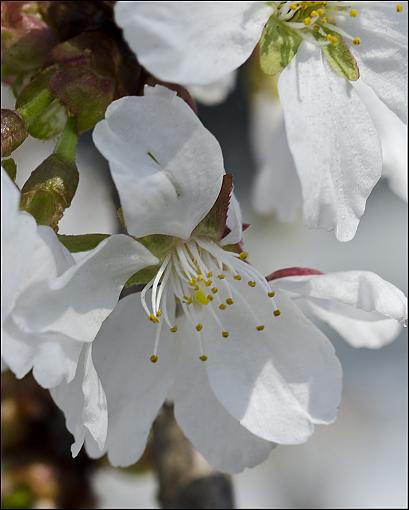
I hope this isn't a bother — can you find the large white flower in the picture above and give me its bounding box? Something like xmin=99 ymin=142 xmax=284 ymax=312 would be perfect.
xmin=51 ymin=85 xmax=345 ymax=473
xmin=1 ymin=169 xmax=157 ymax=389
xmin=115 ymin=1 xmax=407 ymax=241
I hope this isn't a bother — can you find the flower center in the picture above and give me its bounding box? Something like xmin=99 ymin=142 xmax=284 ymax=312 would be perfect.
xmin=140 ymin=238 xmax=281 ymax=363
xmin=271 ymin=1 xmax=404 ymax=47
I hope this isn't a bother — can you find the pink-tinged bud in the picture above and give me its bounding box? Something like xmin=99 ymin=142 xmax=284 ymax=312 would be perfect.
xmin=1 ymin=108 xmax=28 ymax=157
xmin=266 ymin=267 xmax=323 ymax=281
xmin=1 ymin=1 xmax=57 ymax=76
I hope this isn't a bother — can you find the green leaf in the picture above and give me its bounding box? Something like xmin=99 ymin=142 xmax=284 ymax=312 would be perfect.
xmin=2 ymin=158 xmax=17 ymax=181
xmin=319 ymin=29 xmax=359 ymax=81
xmin=193 ymin=174 xmax=233 ymax=241
xmin=57 ymin=233 xmax=110 ymax=252
xmin=259 ymin=18 xmax=302 ymax=76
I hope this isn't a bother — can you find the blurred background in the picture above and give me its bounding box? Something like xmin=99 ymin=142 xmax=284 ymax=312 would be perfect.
xmin=2 ymin=67 xmax=407 ymax=509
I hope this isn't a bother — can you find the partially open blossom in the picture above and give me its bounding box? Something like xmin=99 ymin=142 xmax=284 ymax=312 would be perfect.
xmin=115 ymin=1 xmax=407 ymax=241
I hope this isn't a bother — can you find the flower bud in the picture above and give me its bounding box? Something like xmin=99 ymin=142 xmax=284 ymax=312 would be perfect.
xmin=1 ymin=109 xmax=28 ymax=157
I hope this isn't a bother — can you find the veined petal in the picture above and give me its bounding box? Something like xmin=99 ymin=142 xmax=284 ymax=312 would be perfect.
xmin=11 ymin=235 xmax=158 ymax=342
xmin=90 ymin=293 xmax=177 ymax=466
xmin=2 ymin=320 xmax=83 ymax=388
xmin=250 ymin=93 xmax=302 ymax=221
xmin=353 ymin=79 xmax=407 ymax=202
xmin=172 ymin=323 xmax=275 ymax=473
xmin=338 ymin=1 xmax=408 ymax=124
xmin=272 ymin=270 xmax=407 ymax=348
xmin=51 ymin=343 xmax=107 ymax=456
xmin=278 ymin=43 xmax=382 ymax=241
xmin=115 ymin=2 xmax=273 ymax=85
xmin=198 ymin=281 xmax=342 ymax=444
xmin=93 ymin=87 xmax=225 ymax=239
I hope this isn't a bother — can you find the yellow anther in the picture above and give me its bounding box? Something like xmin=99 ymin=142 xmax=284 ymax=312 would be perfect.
xmin=303 ymin=16 xmax=312 ymax=26
xmin=207 ymin=295 xmax=214 ymax=302
xmin=222 ymin=331 xmax=230 ymax=338
xmin=256 ymin=325 xmax=265 ymax=331
xmin=211 ymin=287 xmax=219 ymax=294
xmin=310 ymin=10 xmax=319 ymax=17
xmin=199 ymin=354 xmax=208 ymax=362
xmin=197 ymin=274 xmax=204 ymax=281
xmin=189 ymin=278 xmax=197 ymax=286
xmin=273 ymin=309 xmax=281 ymax=317
xmin=226 ymin=298 xmax=234 ymax=306
xmin=326 ymin=34 xmax=338 ymax=44
xmin=290 ymin=2 xmax=298 ymax=10
xmin=170 ymin=326 xmax=178 ymax=333
xmin=150 ymin=354 xmax=158 ymax=364
xmin=207 ymin=271 xmax=213 ymax=278
xmin=317 ymin=8 xmax=325 ymax=16
xmin=205 ymin=280 xmax=212 ymax=287
xmin=234 ymin=274 xmax=242 ymax=281
xmin=196 ymin=323 xmax=203 ymax=332
xmin=196 ymin=287 xmax=211 ymax=304
xmin=149 ymin=313 xmax=160 ymax=323
xmin=353 ymin=37 xmax=361 ymax=45
xmin=239 ymin=251 xmax=248 ymax=260
xmin=219 ymin=303 xmax=227 ymax=311
xmin=156 ymin=309 xmax=162 ymax=317
xmin=268 ymin=291 xmax=276 ymax=298
xmin=218 ymin=274 xmax=225 ymax=280
xmin=396 ymin=4 xmax=403 ymax=13
xmin=349 ymin=9 xmax=358 ymax=17
xmin=248 ymin=281 xmax=256 ymax=288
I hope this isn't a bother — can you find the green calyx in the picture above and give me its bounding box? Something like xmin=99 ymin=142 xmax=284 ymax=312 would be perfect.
xmin=259 ymin=17 xmax=302 ymax=76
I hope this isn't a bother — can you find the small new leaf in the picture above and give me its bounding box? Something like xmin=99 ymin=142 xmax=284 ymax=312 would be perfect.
xmin=259 ymin=18 xmax=302 ymax=76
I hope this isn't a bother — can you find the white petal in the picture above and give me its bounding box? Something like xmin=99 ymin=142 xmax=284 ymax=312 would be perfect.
xmin=2 ymin=320 xmax=83 ymax=388
xmin=172 ymin=324 xmax=274 ymax=473
xmin=93 ymin=87 xmax=225 ymax=239
xmin=90 ymin=293 xmax=177 ymax=466
xmin=272 ymin=271 xmax=407 ymax=348
xmin=221 ymin=193 xmax=243 ymax=246
xmin=12 ymin=234 xmax=157 ymax=342
xmin=115 ymin=1 xmax=272 ymax=85
xmin=51 ymin=344 xmax=107 ymax=456
xmin=338 ymin=2 xmax=408 ymax=123
xmin=188 ymin=71 xmax=237 ymax=105
xmin=198 ymin=281 xmax=342 ymax=444
xmin=301 ymin=300 xmax=402 ymax=349
xmin=250 ymin=93 xmax=302 ymax=221
xmin=279 ymin=43 xmax=382 ymax=241
xmin=353 ymin=79 xmax=407 ymax=202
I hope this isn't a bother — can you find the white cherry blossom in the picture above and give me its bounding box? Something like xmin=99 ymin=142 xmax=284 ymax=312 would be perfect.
xmin=115 ymin=1 xmax=407 ymax=240
xmin=51 ymin=86 xmax=344 ymax=472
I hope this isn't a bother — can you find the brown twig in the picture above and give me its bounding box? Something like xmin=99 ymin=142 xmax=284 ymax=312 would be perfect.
xmin=152 ymin=404 xmax=235 ymax=509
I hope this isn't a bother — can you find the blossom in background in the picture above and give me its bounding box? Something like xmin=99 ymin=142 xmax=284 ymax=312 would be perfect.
xmin=115 ymin=1 xmax=408 ymax=241
xmin=51 ymin=86 xmax=406 ymax=473
xmin=1 ymin=168 xmax=156 ymax=452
